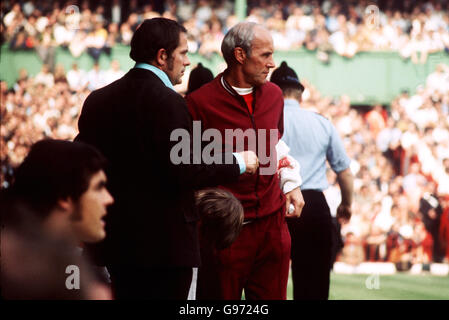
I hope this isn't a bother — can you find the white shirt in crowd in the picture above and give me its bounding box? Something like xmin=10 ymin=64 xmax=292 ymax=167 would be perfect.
xmin=34 ymin=71 xmax=54 ymax=88
xmin=104 ymin=68 xmax=125 ymax=85
xmin=87 ymin=68 xmax=106 ymax=91
xmin=67 ymin=67 xmax=87 ymax=91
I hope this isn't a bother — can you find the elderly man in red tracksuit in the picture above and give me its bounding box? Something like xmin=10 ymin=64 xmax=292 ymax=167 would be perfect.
xmin=186 ymin=22 xmax=304 ymax=300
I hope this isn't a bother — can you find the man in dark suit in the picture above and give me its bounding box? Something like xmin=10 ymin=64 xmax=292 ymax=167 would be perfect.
xmin=75 ymin=18 xmax=258 ymax=299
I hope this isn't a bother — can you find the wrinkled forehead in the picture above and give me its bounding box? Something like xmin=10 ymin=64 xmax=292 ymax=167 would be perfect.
xmin=251 ymin=26 xmax=273 ymax=48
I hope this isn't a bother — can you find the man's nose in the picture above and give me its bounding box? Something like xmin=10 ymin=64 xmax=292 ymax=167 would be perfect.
xmin=105 ymin=190 xmax=114 ymax=205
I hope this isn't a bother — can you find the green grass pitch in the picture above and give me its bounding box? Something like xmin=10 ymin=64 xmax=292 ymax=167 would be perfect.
xmin=286 ymin=272 xmax=449 ymax=300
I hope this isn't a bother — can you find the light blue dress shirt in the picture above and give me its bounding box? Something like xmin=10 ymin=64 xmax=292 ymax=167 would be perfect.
xmin=282 ymin=99 xmax=350 ymax=191
xmin=134 ymin=62 xmax=246 ymax=174
xmin=134 ymin=62 xmax=175 ymax=90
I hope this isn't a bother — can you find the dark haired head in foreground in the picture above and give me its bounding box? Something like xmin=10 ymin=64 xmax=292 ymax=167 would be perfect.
xmin=9 ymin=139 xmax=113 ymax=243
xmin=1 ymin=139 xmax=114 ymax=299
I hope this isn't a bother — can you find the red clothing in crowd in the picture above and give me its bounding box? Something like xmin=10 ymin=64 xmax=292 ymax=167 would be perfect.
xmin=440 ymin=207 xmax=449 ymax=261
xmin=365 ymin=108 xmax=386 ymax=138
xmin=421 ymin=231 xmax=434 ymax=261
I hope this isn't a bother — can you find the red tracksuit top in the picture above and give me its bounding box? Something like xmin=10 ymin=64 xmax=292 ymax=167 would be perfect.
xmin=186 ymin=73 xmax=286 ymax=219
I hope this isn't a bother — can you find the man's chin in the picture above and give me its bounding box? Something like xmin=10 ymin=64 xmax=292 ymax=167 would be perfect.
xmin=253 ymin=79 xmax=266 ymax=87
xmin=171 ymin=78 xmax=182 ymax=86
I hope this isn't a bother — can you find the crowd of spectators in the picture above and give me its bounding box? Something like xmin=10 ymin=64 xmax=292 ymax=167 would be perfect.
xmin=2 ymin=0 xmax=449 ymax=66
xmin=318 ymin=63 xmax=449 ymax=268
xmin=0 ymin=59 xmax=124 ymax=186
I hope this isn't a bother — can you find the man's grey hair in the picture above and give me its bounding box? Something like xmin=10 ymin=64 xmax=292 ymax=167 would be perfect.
xmin=221 ymin=22 xmax=257 ymax=66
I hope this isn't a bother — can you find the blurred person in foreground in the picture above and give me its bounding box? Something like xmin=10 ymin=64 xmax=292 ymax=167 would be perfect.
xmin=1 ymin=139 xmax=114 ymax=299
xmin=271 ymin=61 xmax=354 ymax=300
xmin=186 ymin=22 xmax=304 ymax=300
xmin=75 ymin=18 xmax=258 ymax=300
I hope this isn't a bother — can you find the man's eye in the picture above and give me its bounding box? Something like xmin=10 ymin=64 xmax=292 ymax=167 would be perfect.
xmin=96 ymin=182 xmax=107 ymax=190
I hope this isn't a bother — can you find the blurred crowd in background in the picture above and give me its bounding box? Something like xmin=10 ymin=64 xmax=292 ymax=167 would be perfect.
xmin=1 ymin=0 xmax=449 ymax=64
xmin=2 ymin=0 xmax=449 ymax=269
xmin=2 ymin=60 xmax=449 ymax=267
xmin=321 ymin=63 xmax=449 ymax=267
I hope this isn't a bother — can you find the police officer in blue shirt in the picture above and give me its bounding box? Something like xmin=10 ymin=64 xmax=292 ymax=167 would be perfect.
xmin=271 ymin=62 xmax=354 ymax=300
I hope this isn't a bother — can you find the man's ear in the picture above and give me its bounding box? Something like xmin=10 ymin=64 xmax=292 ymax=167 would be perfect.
xmin=57 ymin=197 xmax=74 ymax=213
xmin=234 ymin=47 xmax=246 ymax=65
xmin=155 ymin=48 xmax=168 ymax=67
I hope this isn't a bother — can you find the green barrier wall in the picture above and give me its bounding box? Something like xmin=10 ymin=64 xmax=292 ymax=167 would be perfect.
xmin=1 ymin=44 xmax=448 ymax=105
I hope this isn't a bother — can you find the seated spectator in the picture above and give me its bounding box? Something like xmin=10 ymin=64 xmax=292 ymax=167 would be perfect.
xmin=54 ymin=63 xmax=68 ymax=84
xmin=390 ymin=220 xmax=416 ymax=270
xmin=195 ymin=0 xmax=213 ymax=25
xmin=177 ymin=0 xmax=195 ymax=23
xmin=13 ymin=68 xmax=29 ymax=91
xmin=104 ymin=60 xmax=125 ymax=85
xmin=403 ymin=162 xmax=427 ymax=200
xmin=127 ymin=12 xmax=140 ymax=32
xmin=119 ymin=22 xmax=133 ymax=45
xmin=329 ymin=24 xmax=358 ymax=58
xmin=53 ymin=18 xmax=74 ymax=49
xmin=67 ymin=63 xmax=87 ymax=92
xmin=34 ymin=64 xmax=54 ymax=88
xmin=68 ymin=30 xmax=88 ymax=58
xmin=86 ymin=21 xmax=108 ymax=62
xmin=410 ymin=32 xmax=430 ymax=64
xmin=3 ymin=4 xmax=22 ymax=30
xmin=142 ymin=4 xmax=160 ymax=20
xmin=86 ymin=62 xmax=105 ymax=91
xmin=412 ymin=220 xmax=433 ymax=264
xmin=365 ymin=104 xmax=387 ymax=139
xmin=315 ymin=28 xmax=333 ymax=63
xmin=266 ymin=9 xmax=285 ymax=32
xmin=365 ymin=225 xmax=388 ymax=261
xmin=198 ymin=19 xmax=224 ymax=58
xmin=426 ymin=64 xmax=449 ymax=95
xmin=105 ymin=22 xmax=120 ymax=53
xmin=339 ymin=231 xmax=365 ymax=265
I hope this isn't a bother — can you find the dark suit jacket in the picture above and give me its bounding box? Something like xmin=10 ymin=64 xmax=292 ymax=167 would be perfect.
xmin=76 ymin=68 xmax=240 ymax=269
